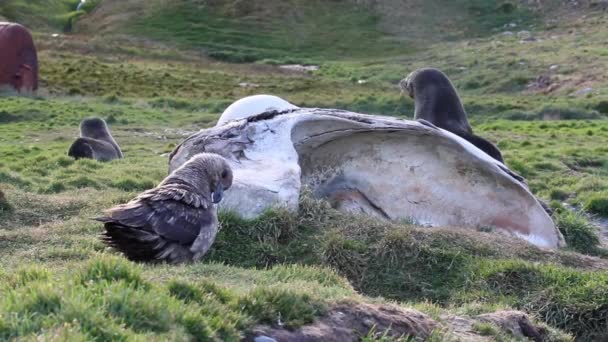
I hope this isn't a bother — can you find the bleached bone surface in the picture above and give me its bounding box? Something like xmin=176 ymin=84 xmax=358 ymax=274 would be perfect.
xmin=216 ymin=94 xmax=299 ymax=126
xmin=170 ymin=108 xmax=565 ymax=249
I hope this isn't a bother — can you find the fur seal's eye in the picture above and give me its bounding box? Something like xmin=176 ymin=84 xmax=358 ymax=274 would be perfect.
xmin=221 ymin=170 xmax=228 ymax=179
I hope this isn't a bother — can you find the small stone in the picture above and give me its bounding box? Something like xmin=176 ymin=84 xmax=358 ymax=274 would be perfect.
xmin=517 ymin=30 xmax=532 ymax=39
xmin=549 ymin=64 xmax=559 ymax=71
xmin=572 ymin=87 xmax=594 ymax=96
xmin=362 ymin=318 xmax=376 ymax=328
xmin=502 ymin=31 xmax=514 ymax=36
xmin=521 ymin=36 xmax=537 ymax=42
xmin=357 ymin=79 xmax=368 ymax=84
xmin=254 ymin=336 xmax=277 ymax=342
xmin=279 ymin=64 xmax=319 ymax=72
xmin=238 ymin=82 xmax=259 ymax=88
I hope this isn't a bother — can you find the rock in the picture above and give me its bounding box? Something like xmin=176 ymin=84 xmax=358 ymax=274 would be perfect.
xmin=520 ymin=36 xmax=538 ymax=42
xmin=526 ymin=74 xmax=554 ymax=92
xmin=254 ymin=336 xmax=277 ymax=342
xmin=505 ymin=22 xmax=517 ymax=28
xmin=501 ymin=31 xmax=514 ymax=36
xmin=517 ymin=30 xmax=532 ymax=39
xmin=238 ymin=82 xmax=260 ymax=88
xmin=170 ymin=99 xmax=564 ymax=249
xmin=549 ymin=64 xmax=559 ymax=71
xmin=572 ymin=87 xmax=594 ymax=96
xmin=215 ymin=94 xmax=299 ymax=126
xmin=278 ymin=64 xmax=320 ymax=72
xmin=590 ymin=0 xmax=608 ymax=11
xmin=357 ymin=79 xmax=368 ymax=84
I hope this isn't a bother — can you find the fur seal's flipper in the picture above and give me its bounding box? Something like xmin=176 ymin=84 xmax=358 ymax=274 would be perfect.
xmin=68 ymin=137 xmax=120 ymax=162
xmin=465 ymin=134 xmax=504 ymax=163
xmin=416 ymin=118 xmax=441 ymax=130
xmin=67 ymin=138 xmax=94 ymax=160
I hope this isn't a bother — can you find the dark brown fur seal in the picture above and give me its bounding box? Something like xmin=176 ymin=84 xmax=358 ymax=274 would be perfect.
xmin=400 ymin=68 xmax=504 ymax=163
xmin=97 ymin=153 xmax=233 ymax=263
xmin=401 ymin=68 xmax=555 ymax=215
xmin=68 ymin=118 xmax=123 ymax=161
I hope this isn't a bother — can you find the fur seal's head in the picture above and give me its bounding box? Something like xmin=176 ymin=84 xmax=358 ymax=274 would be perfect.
xmin=400 ymin=68 xmax=472 ymax=136
xmin=170 ymin=153 xmax=233 ymax=204
xmin=80 ymin=117 xmax=111 ymax=140
xmin=400 ymin=68 xmax=456 ymax=100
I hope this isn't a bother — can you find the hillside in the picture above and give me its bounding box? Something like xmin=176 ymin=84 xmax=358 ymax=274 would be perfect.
xmin=1 ymin=0 xmax=608 ymax=340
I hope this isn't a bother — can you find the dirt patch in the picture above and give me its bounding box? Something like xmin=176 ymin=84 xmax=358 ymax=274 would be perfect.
xmin=249 ymin=302 xmax=438 ymax=341
xmin=249 ymin=302 xmax=554 ymax=342
xmin=0 ymin=190 xmax=88 ymax=229
xmin=525 ymin=70 xmax=607 ymax=96
xmin=477 ymin=311 xmax=546 ymax=341
xmin=443 ymin=311 xmax=548 ymax=341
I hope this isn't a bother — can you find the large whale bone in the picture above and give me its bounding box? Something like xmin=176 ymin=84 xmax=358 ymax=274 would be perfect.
xmin=169 ymin=108 xmax=565 ymax=249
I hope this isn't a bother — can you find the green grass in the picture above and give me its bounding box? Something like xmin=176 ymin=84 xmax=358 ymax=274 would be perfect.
xmin=124 ymin=0 xmax=537 ymax=63
xmin=0 ymin=256 xmax=339 ymax=340
xmin=554 ymin=210 xmax=604 ymax=256
xmin=585 ymin=193 xmax=608 ymax=216
xmin=130 ymin=0 xmax=401 ymax=63
xmin=0 ymin=0 xmax=98 ymax=31
xmin=1 ymin=0 xmax=608 ymax=340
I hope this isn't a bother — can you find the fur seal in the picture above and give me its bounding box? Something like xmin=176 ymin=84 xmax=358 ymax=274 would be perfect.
xmin=400 ymin=68 xmax=504 ymax=163
xmin=68 ymin=117 xmax=123 ymax=161
xmin=97 ymin=153 xmax=233 ymax=263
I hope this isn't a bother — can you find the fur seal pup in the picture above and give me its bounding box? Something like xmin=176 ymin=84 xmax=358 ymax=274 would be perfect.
xmin=97 ymin=153 xmax=233 ymax=263
xmin=68 ymin=117 xmax=123 ymax=161
xmin=400 ymin=68 xmax=504 ymax=163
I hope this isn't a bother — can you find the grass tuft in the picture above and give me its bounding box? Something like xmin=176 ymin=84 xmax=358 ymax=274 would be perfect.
xmin=76 ymin=256 xmax=149 ymax=289
xmin=554 ymin=210 xmax=602 ymax=255
xmin=584 ymin=193 xmax=608 ymax=216
xmin=239 ymin=287 xmax=326 ymax=328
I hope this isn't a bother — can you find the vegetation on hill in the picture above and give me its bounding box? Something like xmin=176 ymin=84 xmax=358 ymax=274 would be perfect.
xmin=1 ymin=0 xmax=608 ymax=340
xmin=0 ymin=0 xmax=97 ymax=31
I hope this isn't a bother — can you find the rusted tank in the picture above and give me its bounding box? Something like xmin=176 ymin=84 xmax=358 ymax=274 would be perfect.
xmin=0 ymin=22 xmax=38 ymax=92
